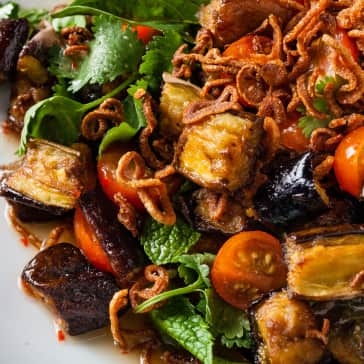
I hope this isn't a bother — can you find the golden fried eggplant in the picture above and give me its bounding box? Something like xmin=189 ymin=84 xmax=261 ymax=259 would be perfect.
xmin=0 ymin=139 xmax=94 ymax=221
xmin=159 ymin=73 xmax=201 ymax=137
xmin=286 ymin=224 xmax=364 ymax=300
xmin=254 ymin=291 xmax=325 ymax=364
xmin=175 ymin=112 xmax=263 ymax=192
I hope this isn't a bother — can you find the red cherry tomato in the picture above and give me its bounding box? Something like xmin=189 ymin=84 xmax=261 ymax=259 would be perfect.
xmin=280 ymin=112 xmax=310 ymax=152
xmin=135 ymin=25 xmax=160 ymax=45
xmin=334 ymin=126 xmax=364 ymax=198
xmin=211 ymin=231 xmax=286 ymax=310
xmin=223 ymin=35 xmax=273 ymax=61
xmin=335 ymin=27 xmax=359 ymax=62
xmin=97 ymin=143 xmax=144 ymax=211
xmin=74 ymin=206 xmax=113 ymax=273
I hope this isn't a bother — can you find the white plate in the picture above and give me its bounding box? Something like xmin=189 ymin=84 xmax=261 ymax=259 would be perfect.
xmin=0 ymin=1 xmax=139 ymax=363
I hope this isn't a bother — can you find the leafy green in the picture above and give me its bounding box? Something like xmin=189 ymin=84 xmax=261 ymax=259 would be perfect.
xmin=135 ymin=253 xmax=214 ymax=313
xmin=140 ymin=217 xmax=201 ymax=265
xmin=51 ymin=15 xmax=87 ymax=31
xmin=17 ymin=76 xmax=136 ymax=155
xmin=213 ymin=358 xmax=250 ymax=364
xmin=138 ymin=30 xmax=183 ymax=94
xmin=0 ymin=2 xmax=18 ymax=19
xmin=68 ymin=17 xmax=144 ymax=92
xmin=18 ymin=8 xmax=49 ymax=26
xmin=150 ymin=297 xmax=214 ymax=364
xmin=315 ymin=75 xmax=346 ymax=95
xmin=298 ymin=114 xmax=331 ymax=138
xmin=202 ymin=289 xmax=252 ymax=349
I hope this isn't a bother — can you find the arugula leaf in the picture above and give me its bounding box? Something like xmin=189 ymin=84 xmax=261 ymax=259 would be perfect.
xmin=17 ymin=76 xmax=136 ymax=155
xmin=139 ymin=30 xmax=183 ymax=94
xmin=68 ymin=17 xmax=144 ymax=92
xmin=135 ymin=253 xmax=214 ymax=313
xmin=0 ymin=2 xmax=18 ymax=19
xmin=150 ymin=297 xmax=214 ymax=364
xmin=51 ymin=15 xmax=87 ymax=31
xmin=202 ymin=289 xmax=252 ymax=349
xmin=140 ymin=217 xmax=201 ymax=265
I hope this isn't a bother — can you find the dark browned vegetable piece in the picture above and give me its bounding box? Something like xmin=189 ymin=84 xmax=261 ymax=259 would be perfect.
xmin=198 ymin=0 xmax=298 ymax=46
xmin=22 ymin=243 xmax=121 ymax=336
xmin=254 ymin=291 xmax=326 ymax=364
xmin=77 ymin=189 xmax=141 ymax=288
xmin=0 ymin=19 xmax=29 ymax=82
xmin=286 ymin=224 xmax=364 ymax=300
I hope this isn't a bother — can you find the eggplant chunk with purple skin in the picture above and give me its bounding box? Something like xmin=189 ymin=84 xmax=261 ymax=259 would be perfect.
xmin=0 ymin=139 xmax=94 ymax=221
xmin=0 ymin=18 xmax=29 ymax=82
xmin=254 ymin=291 xmax=326 ymax=364
xmin=22 ymin=243 xmax=121 ymax=336
xmin=175 ymin=112 xmax=263 ymax=192
xmin=254 ymin=152 xmax=329 ymax=226
xmin=286 ymin=224 xmax=364 ymax=300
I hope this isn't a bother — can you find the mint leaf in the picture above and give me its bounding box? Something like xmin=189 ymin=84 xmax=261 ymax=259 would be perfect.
xmin=141 ymin=217 xmax=201 ymax=265
xmin=202 ymin=289 xmax=252 ymax=349
xmin=68 ymin=16 xmax=144 ymax=92
xmin=150 ymin=297 xmax=214 ymax=364
xmin=52 ymin=15 xmax=87 ymax=31
xmin=139 ymin=30 xmax=183 ymax=94
xmin=0 ymin=2 xmax=18 ymax=19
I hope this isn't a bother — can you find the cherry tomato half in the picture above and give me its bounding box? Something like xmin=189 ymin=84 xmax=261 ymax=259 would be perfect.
xmin=97 ymin=143 xmax=144 ymax=211
xmin=122 ymin=24 xmax=159 ymax=45
xmin=211 ymin=231 xmax=286 ymax=310
xmin=74 ymin=206 xmax=113 ymax=273
xmin=279 ymin=112 xmax=310 ymax=152
xmin=334 ymin=126 xmax=364 ymax=198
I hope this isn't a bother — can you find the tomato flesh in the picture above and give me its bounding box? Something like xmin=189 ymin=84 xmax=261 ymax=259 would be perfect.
xmin=280 ymin=112 xmax=310 ymax=152
xmin=335 ymin=27 xmax=359 ymax=63
xmin=74 ymin=206 xmax=113 ymax=273
xmin=97 ymin=143 xmax=144 ymax=211
xmin=211 ymin=231 xmax=286 ymax=310
xmin=135 ymin=25 xmax=160 ymax=45
xmin=334 ymin=126 xmax=364 ymax=198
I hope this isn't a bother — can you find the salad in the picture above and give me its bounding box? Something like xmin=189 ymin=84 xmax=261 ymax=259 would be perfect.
xmin=0 ymin=0 xmax=364 ymax=363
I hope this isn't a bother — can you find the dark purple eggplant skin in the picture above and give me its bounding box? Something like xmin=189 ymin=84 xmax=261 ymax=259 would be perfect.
xmin=78 ymin=189 xmax=141 ymax=288
xmin=0 ymin=19 xmax=29 ymax=80
xmin=254 ymin=152 xmax=328 ymax=226
xmin=22 ymin=243 xmax=121 ymax=336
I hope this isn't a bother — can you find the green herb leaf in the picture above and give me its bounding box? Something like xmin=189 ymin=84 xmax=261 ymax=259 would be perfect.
xmin=135 ymin=253 xmax=214 ymax=314
xmin=18 ymin=8 xmax=49 ymax=26
xmin=140 ymin=217 xmax=201 ymax=265
xmin=298 ymin=114 xmax=330 ymax=138
xmin=51 ymin=15 xmax=87 ymax=31
xmin=139 ymin=30 xmax=183 ymax=94
xmin=68 ymin=16 xmax=144 ymax=92
xmin=315 ymin=75 xmax=346 ymax=95
xmin=150 ymin=297 xmax=214 ymax=364
xmin=0 ymin=2 xmax=18 ymax=19
xmin=202 ymin=289 xmax=252 ymax=349
xmin=17 ymin=76 xmax=136 ymax=155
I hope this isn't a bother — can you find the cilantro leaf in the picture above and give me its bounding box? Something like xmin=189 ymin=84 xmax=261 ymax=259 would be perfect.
xmin=139 ymin=30 xmax=183 ymax=94
xmin=17 ymin=76 xmax=136 ymax=155
xmin=0 ymin=2 xmax=18 ymax=19
xmin=202 ymin=289 xmax=252 ymax=349
xmin=298 ymin=114 xmax=330 ymax=138
xmin=140 ymin=217 xmax=201 ymax=265
xmin=51 ymin=15 xmax=87 ymax=31
xmin=150 ymin=297 xmax=214 ymax=364
xmin=135 ymin=253 xmax=214 ymax=313
xmin=68 ymin=16 xmax=144 ymax=92
xmin=18 ymin=8 xmax=49 ymax=26
xmin=315 ymin=75 xmax=346 ymax=95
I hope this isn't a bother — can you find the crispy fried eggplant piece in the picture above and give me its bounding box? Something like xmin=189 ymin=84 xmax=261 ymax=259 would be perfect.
xmin=0 ymin=139 xmax=93 ymax=221
xmin=0 ymin=19 xmax=29 ymax=82
xmin=175 ymin=112 xmax=263 ymax=192
xmin=286 ymin=224 xmax=364 ymax=300
xmin=254 ymin=291 xmax=325 ymax=364
xmin=198 ymin=0 xmax=298 ymax=46
xmin=159 ymin=73 xmax=201 ymax=137
xmin=254 ymin=152 xmax=329 ymax=226
xmin=77 ymin=189 xmax=141 ymax=288
xmin=22 ymin=243 xmax=121 ymax=336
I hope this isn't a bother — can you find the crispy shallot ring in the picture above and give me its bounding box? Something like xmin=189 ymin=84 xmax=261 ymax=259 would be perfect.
xmin=258 ymin=95 xmax=287 ymax=124
xmin=336 ymin=0 xmax=364 ymax=29
xmin=310 ymin=128 xmax=337 ymax=152
xmin=305 ymin=319 xmax=330 ymax=346
xmin=61 ymin=26 xmax=93 ymax=57
xmin=81 ymin=98 xmax=124 ymax=140
xmin=63 ymin=44 xmax=89 ymax=56
xmin=200 ymin=77 xmax=234 ymax=99
xmin=297 ymin=74 xmax=328 ymax=120
xmin=313 ymin=155 xmax=335 ymax=181
xmin=140 ymin=94 xmax=166 ymax=170
xmin=323 ymin=82 xmax=343 ymax=117
xmin=114 ymin=193 xmax=141 ymax=238
xmin=183 ymin=85 xmax=242 ymax=125
xmin=192 ymin=28 xmax=214 ymax=54
xmin=263 ymin=116 xmax=281 ymax=162
xmin=40 ymin=224 xmax=71 ymax=251
xmin=350 ymin=270 xmax=364 ymax=289
xmin=161 ymin=351 xmax=200 ymax=364
xmin=321 ymin=34 xmax=364 ymax=104
xmin=129 ymin=265 xmax=169 ymax=313
xmin=109 ymin=289 xmax=129 ymax=352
